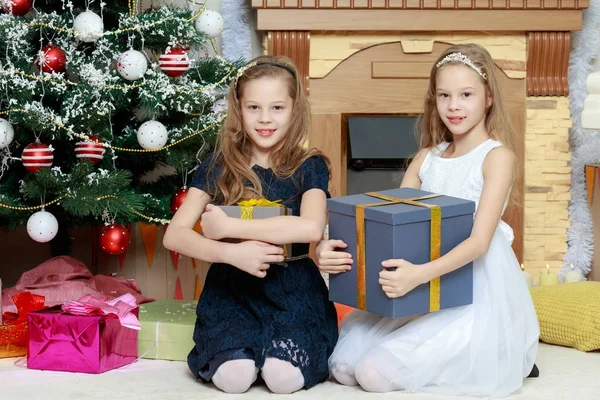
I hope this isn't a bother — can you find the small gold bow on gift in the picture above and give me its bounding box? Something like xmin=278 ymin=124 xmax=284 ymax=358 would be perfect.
xmin=355 ymin=192 xmax=443 ymax=313
xmin=236 ymin=199 xmax=306 ymax=266
xmin=237 ymin=198 xmax=283 ymax=219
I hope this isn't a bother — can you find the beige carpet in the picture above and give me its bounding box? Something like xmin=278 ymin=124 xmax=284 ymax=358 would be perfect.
xmin=0 ymin=343 xmax=597 ymax=400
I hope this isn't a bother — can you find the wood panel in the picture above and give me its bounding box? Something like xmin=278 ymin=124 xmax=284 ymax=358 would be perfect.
xmin=266 ymin=32 xmax=311 ymax=93
xmin=252 ymin=0 xmax=589 ymax=8
xmin=505 ymin=81 xmax=526 ymax=264
xmin=527 ymin=32 xmax=570 ymax=96
xmin=372 ymin=61 xmax=432 ymax=79
xmin=308 ymin=42 xmax=525 ymax=261
xmin=257 ymin=10 xmax=582 ymax=31
xmin=309 ymin=114 xmax=344 ymax=198
xmin=310 ymin=43 xmax=439 ymax=114
xmin=97 ymin=224 xmax=209 ymax=301
xmin=309 ymin=33 xmax=526 ymax=80
xmin=588 ymin=165 xmax=600 ymax=281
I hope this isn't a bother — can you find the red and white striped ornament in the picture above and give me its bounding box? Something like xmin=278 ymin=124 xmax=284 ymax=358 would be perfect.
xmin=159 ymin=48 xmax=190 ymax=78
xmin=75 ymin=135 xmax=105 ymax=164
xmin=22 ymin=142 xmax=53 ymax=173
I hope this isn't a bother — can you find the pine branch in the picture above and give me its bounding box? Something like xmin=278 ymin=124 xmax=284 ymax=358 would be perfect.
xmin=0 ymin=1 xmax=238 ymax=253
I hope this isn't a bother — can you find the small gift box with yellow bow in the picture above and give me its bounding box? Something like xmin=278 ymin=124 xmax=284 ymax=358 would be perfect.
xmin=219 ymin=199 xmax=292 ymax=256
xmin=327 ymin=188 xmax=475 ymax=318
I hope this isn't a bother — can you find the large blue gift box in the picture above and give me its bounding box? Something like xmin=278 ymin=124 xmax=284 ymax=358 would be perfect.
xmin=327 ymin=188 xmax=476 ymax=318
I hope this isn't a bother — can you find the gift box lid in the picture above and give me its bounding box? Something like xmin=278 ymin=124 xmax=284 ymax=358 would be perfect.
xmin=138 ymin=300 xmax=196 ymax=343
xmin=327 ymin=188 xmax=475 ymax=225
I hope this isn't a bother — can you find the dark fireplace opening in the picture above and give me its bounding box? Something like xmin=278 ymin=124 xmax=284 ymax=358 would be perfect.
xmin=346 ymin=115 xmax=421 ymax=195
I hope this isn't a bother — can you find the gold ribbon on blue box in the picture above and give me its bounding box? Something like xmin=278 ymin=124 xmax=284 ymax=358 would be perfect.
xmin=233 ymin=199 xmax=290 ymax=257
xmin=237 ymin=198 xmax=284 ymax=219
xmin=355 ymin=192 xmax=442 ymax=313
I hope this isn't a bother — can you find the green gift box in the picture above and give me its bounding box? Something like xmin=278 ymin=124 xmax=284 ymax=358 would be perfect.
xmin=138 ymin=300 xmax=197 ymax=361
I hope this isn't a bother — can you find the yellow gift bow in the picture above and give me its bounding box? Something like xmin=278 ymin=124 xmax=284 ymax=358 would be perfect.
xmin=355 ymin=192 xmax=442 ymax=312
xmin=237 ymin=198 xmax=283 ymax=219
xmin=237 ymin=199 xmax=289 ymax=257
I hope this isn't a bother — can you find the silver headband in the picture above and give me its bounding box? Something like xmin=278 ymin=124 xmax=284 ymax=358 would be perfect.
xmin=436 ymin=53 xmax=487 ymax=81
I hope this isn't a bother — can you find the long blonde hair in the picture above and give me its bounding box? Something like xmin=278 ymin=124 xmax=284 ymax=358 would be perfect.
xmin=420 ymin=44 xmax=518 ymax=165
xmin=206 ymin=55 xmax=329 ymax=205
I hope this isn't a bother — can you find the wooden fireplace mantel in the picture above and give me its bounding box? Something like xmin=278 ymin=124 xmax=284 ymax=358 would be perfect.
xmin=255 ymin=1 xmax=588 ymax=263
xmin=253 ymin=0 xmax=588 ymax=31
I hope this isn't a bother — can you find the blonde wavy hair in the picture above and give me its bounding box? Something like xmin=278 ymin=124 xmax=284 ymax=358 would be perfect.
xmin=206 ymin=55 xmax=329 ymax=205
xmin=420 ymin=43 xmax=519 ymax=178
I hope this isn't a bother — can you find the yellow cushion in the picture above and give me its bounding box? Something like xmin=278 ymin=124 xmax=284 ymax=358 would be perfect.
xmin=530 ymin=281 xmax=600 ymax=352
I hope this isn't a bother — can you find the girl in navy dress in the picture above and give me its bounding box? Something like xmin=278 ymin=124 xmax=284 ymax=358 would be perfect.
xmin=163 ymin=55 xmax=338 ymax=394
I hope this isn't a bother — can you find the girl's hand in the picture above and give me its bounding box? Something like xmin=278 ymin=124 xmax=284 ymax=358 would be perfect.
xmin=315 ymin=239 xmax=353 ymax=274
xmin=379 ymin=259 xmax=429 ymax=298
xmin=201 ymin=204 xmax=233 ymax=240
xmin=226 ymin=240 xmax=285 ymax=278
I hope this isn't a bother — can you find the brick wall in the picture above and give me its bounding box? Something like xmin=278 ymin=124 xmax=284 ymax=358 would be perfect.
xmin=524 ymin=97 xmax=572 ymax=282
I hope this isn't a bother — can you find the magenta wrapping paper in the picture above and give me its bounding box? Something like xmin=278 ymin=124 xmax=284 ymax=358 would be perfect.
xmin=27 ymin=308 xmax=138 ymax=373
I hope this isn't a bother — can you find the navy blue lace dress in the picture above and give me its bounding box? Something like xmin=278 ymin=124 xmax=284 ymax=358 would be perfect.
xmin=187 ymin=155 xmax=339 ymax=389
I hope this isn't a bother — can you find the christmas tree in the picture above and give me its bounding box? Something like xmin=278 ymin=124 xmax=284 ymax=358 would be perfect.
xmin=0 ymin=0 xmax=241 ymax=255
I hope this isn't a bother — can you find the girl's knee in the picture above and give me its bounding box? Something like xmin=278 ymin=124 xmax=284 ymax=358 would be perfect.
xmin=261 ymin=357 xmax=305 ymax=394
xmin=211 ymin=359 xmax=258 ymax=394
xmin=331 ymin=363 xmax=358 ymax=386
xmin=354 ymin=358 xmax=395 ymax=393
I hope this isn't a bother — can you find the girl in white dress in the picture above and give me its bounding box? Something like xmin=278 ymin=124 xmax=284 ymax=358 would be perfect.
xmin=316 ymin=43 xmax=540 ymax=397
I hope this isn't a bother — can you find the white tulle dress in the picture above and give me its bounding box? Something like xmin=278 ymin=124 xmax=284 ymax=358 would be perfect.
xmin=329 ymin=139 xmax=540 ymax=397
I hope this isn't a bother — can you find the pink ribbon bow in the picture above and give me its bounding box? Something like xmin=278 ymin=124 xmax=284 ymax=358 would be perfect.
xmin=61 ymin=293 xmax=141 ymax=330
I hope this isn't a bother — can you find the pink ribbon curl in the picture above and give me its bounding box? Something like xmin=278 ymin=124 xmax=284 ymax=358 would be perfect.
xmin=61 ymin=293 xmax=141 ymax=330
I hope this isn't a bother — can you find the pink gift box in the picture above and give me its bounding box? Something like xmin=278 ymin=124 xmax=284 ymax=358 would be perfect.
xmin=27 ymin=307 xmax=138 ymax=373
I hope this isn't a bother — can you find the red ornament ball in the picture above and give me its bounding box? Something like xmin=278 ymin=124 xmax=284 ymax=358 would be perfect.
xmin=170 ymin=187 xmax=188 ymax=214
xmin=2 ymin=0 xmax=32 ymax=16
xmin=22 ymin=142 xmax=53 ymax=173
xmin=100 ymin=223 xmax=130 ymax=255
xmin=75 ymin=135 xmax=105 ymax=164
xmin=35 ymin=45 xmax=67 ymax=73
xmin=159 ymin=47 xmax=190 ymax=78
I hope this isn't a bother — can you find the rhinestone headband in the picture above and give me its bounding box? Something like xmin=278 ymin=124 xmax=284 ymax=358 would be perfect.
xmin=232 ymin=61 xmax=257 ymax=89
xmin=436 ymin=53 xmax=487 ymax=81
xmin=233 ymin=61 xmax=296 ymax=89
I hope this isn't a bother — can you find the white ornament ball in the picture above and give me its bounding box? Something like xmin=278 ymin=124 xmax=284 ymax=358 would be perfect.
xmin=0 ymin=118 xmax=14 ymax=149
xmin=117 ymin=50 xmax=148 ymax=81
xmin=211 ymin=98 xmax=228 ymax=113
xmin=73 ymin=10 xmax=104 ymax=42
xmin=137 ymin=120 xmax=168 ymax=150
xmin=194 ymin=10 xmax=224 ymax=38
xmin=27 ymin=210 xmax=59 ymax=243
